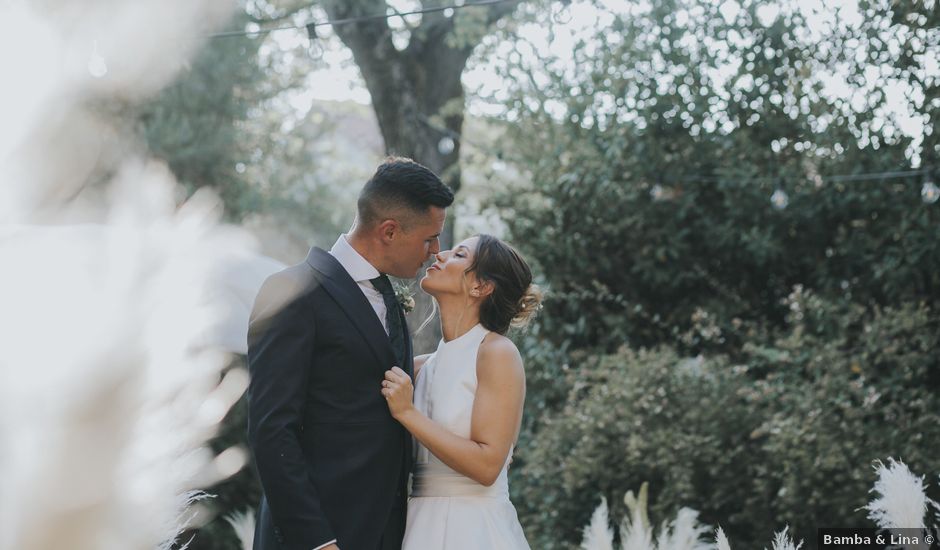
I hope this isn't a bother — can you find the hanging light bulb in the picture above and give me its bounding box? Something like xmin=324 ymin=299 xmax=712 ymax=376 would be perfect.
xmin=306 ymin=23 xmax=323 ymax=59
xmin=650 ymin=184 xmax=665 ymax=201
xmin=921 ymin=172 xmax=939 ymax=204
xmin=88 ymin=40 xmax=108 ymax=78
xmin=443 ymin=7 xmax=454 ymax=18
xmin=437 ymin=136 xmax=455 ymax=155
xmin=771 ymin=188 xmax=789 ymax=210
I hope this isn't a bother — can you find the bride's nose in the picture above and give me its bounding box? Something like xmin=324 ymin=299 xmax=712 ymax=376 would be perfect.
xmin=435 ymin=250 xmax=448 ymax=262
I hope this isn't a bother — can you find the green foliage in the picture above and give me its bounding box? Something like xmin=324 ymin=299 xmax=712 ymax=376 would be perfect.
xmin=135 ymin=14 xmax=268 ymax=220
xmin=134 ymin=10 xmax=349 ymax=243
xmin=493 ymin=0 xmax=939 ymax=354
xmin=489 ymin=2 xmax=940 ymax=548
xmin=512 ymin=296 xmax=940 ymax=549
xmin=513 ymin=346 xmax=756 ymax=549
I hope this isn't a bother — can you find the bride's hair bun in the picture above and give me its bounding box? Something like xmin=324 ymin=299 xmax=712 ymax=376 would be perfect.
xmin=510 ymin=283 xmax=543 ymax=330
xmin=466 ymin=235 xmax=540 ymax=335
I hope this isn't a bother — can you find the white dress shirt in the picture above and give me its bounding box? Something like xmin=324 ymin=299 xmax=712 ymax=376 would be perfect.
xmin=328 ymin=233 xmax=390 ymax=334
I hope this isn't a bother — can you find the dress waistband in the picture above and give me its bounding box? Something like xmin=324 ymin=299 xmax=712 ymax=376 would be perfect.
xmin=410 ymin=473 xmax=509 ymax=498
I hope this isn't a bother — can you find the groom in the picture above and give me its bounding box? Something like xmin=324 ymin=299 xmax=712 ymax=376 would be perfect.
xmin=247 ymin=157 xmax=454 ymax=550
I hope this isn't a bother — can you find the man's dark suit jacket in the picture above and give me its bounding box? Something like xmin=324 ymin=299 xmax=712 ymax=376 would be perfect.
xmin=247 ymin=247 xmax=414 ymax=550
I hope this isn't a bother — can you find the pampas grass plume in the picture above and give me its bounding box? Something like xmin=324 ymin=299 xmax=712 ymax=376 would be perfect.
xmin=655 ymin=508 xmax=711 ymax=550
xmin=581 ymin=496 xmax=615 ymax=550
xmin=620 ymin=483 xmax=654 ymax=550
xmin=715 ymin=527 xmax=732 ymax=550
xmin=767 ymin=526 xmax=803 ymax=550
xmin=225 ymin=508 xmax=256 ymax=550
xmin=864 ymin=458 xmax=935 ymax=530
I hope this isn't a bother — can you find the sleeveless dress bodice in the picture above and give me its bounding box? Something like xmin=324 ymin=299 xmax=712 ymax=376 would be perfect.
xmin=412 ymin=323 xmax=512 ymax=497
xmin=402 ymin=323 xmax=530 ymax=549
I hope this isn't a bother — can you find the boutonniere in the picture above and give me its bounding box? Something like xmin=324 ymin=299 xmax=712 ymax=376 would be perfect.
xmin=394 ymin=282 xmax=416 ymax=314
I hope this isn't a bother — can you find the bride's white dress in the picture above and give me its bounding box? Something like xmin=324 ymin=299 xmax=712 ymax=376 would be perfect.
xmin=402 ymin=323 xmax=531 ymax=550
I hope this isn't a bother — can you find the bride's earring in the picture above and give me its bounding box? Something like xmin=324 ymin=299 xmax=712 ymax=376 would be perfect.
xmin=471 ymin=289 xmax=480 ymax=297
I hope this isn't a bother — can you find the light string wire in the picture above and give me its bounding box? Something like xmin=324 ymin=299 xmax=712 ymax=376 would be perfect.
xmin=206 ymin=0 xmax=523 ymax=39
xmin=201 ymin=2 xmax=938 ymax=188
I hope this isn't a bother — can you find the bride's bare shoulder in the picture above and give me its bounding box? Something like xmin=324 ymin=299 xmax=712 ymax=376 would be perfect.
xmin=476 ymin=333 xmax=524 ymax=381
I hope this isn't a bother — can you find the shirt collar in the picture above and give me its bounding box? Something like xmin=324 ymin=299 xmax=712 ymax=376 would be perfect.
xmin=328 ymin=233 xmax=381 ymax=283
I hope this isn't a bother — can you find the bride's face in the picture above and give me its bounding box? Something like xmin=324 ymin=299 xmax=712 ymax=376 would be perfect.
xmin=420 ymin=236 xmax=480 ymax=297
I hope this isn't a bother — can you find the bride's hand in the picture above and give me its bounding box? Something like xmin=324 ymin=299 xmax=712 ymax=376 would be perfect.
xmin=382 ymin=367 xmax=414 ymax=419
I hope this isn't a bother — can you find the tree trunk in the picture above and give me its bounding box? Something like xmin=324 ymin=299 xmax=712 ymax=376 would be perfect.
xmin=322 ymin=0 xmax=518 ymax=352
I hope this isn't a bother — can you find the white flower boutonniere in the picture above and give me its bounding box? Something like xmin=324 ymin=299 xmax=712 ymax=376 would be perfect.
xmin=394 ymin=282 xmax=416 ymax=314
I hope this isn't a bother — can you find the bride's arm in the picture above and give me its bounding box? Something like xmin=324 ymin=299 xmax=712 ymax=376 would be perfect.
xmin=383 ymin=336 xmax=525 ymax=486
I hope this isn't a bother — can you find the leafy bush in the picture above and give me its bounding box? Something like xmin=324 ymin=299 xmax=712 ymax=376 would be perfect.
xmin=512 ymin=295 xmax=940 ymax=549
xmin=513 ymin=346 xmax=758 ymax=549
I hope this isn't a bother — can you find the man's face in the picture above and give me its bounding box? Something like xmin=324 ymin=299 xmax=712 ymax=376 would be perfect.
xmin=386 ymin=206 xmax=446 ymax=278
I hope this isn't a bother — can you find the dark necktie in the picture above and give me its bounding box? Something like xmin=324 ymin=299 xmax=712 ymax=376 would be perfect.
xmin=369 ymin=274 xmax=405 ymax=368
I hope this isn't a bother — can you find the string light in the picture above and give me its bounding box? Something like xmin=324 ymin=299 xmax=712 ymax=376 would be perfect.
xmin=687 ymin=168 xmax=927 ymax=186
xmin=305 ymin=22 xmax=322 ymax=59
xmin=205 ymin=2 xmax=939 ymax=209
xmin=419 ymin=112 xmax=935 ymax=199
xmin=922 ymin=172 xmax=939 ymax=204
xmin=198 ymin=1 xmax=937 ymax=213
xmin=206 ymin=0 xmax=521 ymax=40
xmin=650 ymin=184 xmax=665 ymax=201
xmin=437 ymin=136 xmax=456 ymax=155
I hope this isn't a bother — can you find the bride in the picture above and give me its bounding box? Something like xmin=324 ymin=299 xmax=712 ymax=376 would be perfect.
xmin=381 ymin=234 xmax=541 ymax=550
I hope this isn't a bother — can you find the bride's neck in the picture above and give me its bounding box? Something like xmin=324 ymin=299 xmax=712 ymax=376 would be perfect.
xmin=437 ymin=297 xmax=481 ymax=342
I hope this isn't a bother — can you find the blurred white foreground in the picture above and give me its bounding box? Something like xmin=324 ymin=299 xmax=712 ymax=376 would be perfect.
xmin=0 ymin=1 xmax=283 ymax=549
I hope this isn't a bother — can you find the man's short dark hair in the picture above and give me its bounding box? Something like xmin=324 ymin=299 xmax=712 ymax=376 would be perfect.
xmin=357 ymin=157 xmax=455 ymax=228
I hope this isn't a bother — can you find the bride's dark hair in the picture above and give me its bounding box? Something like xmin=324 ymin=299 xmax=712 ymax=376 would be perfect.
xmin=466 ymin=234 xmax=542 ymax=335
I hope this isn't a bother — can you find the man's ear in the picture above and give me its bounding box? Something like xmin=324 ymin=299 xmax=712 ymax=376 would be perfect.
xmin=378 ymin=219 xmax=400 ymax=242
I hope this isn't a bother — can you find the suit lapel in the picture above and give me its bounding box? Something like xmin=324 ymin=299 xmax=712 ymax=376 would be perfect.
xmin=306 ymin=247 xmax=396 ymax=369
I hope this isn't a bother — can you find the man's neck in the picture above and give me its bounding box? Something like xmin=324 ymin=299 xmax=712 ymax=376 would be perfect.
xmin=346 ymin=231 xmax=383 ymax=273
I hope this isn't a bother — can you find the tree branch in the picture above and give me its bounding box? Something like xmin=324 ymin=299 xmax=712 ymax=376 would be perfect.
xmin=320 ymin=0 xmax=397 ymax=63
xmin=387 ymin=5 xmax=420 ymax=33
xmin=480 ymin=0 xmax=522 ymax=26
xmin=408 ymin=0 xmax=524 ymax=79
